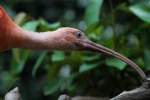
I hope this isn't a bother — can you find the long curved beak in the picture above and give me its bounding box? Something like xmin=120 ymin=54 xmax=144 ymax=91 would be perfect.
xmin=78 ymin=39 xmax=146 ymax=81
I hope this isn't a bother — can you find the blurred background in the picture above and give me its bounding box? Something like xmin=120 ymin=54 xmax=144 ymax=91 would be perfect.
xmin=0 ymin=0 xmax=150 ymax=100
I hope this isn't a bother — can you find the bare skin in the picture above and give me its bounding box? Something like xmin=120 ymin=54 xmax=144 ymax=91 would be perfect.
xmin=0 ymin=6 xmax=147 ymax=81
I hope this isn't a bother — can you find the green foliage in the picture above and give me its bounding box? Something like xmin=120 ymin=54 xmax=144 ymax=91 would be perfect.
xmin=1 ymin=0 xmax=150 ymax=99
xmin=105 ymin=58 xmax=127 ymax=70
xmin=129 ymin=2 xmax=150 ymax=23
xmin=79 ymin=63 xmax=99 ymax=73
xmin=11 ymin=49 xmax=30 ymax=74
xmin=84 ymin=0 xmax=103 ymax=25
xmin=44 ymin=78 xmax=64 ymax=95
xmin=144 ymin=49 xmax=150 ymax=69
xmin=51 ymin=51 xmax=65 ymax=62
xmin=32 ymin=51 xmax=48 ymax=76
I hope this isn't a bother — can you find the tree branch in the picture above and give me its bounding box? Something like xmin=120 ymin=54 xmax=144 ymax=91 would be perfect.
xmin=111 ymin=81 xmax=150 ymax=100
xmin=58 ymin=81 xmax=150 ymax=100
xmin=58 ymin=95 xmax=109 ymax=100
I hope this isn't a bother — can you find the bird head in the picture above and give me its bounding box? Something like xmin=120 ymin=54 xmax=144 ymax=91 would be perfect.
xmin=53 ymin=27 xmax=89 ymax=50
xmin=54 ymin=27 xmax=114 ymax=54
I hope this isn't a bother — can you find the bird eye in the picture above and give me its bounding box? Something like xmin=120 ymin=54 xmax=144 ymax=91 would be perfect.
xmin=75 ymin=31 xmax=82 ymax=38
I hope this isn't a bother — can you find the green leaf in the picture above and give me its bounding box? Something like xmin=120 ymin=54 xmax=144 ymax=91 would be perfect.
xmin=16 ymin=50 xmax=30 ymax=73
xmin=105 ymin=58 xmax=127 ymax=70
xmin=84 ymin=0 xmax=103 ymax=25
xmin=22 ymin=20 xmax=40 ymax=31
xmin=38 ymin=19 xmax=61 ymax=30
xmin=12 ymin=49 xmax=20 ymax=63
xmin=43 ymin=78 xmax=63 ymax=95
xmin=144 ymin=49 xmax=150 ymax=70
xmin=48 ymin=22 xmax=61 ymax=29
xmin=0 ymin=72 xmax=17 ymax=92
xmin=14 ymin=12 xmax=27 ymax=25
xmin=51 ymin=51 xmax=65 ymax=62
xmin=43 ymin=74 xmax=76 ymax=95
xmin=129 ymin=3 xmax=150 ymax=23
xmin=82 ymin=55 xmax=100 ymax=61
xmin=32 ymin=51 xmax=48 ymax=76
xmin=79 ymin=63 xmax=99 ymax=73
xmin=11 ymin=49 xmax=30 ymax=74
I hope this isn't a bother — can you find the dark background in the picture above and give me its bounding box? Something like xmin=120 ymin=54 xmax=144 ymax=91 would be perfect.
xmin=0 ymin=0 xmax=150 ymax=100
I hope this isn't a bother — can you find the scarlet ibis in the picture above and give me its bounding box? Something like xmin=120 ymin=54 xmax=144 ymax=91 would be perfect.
xmin=0 ymin=6 xmax=146 ymax=81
